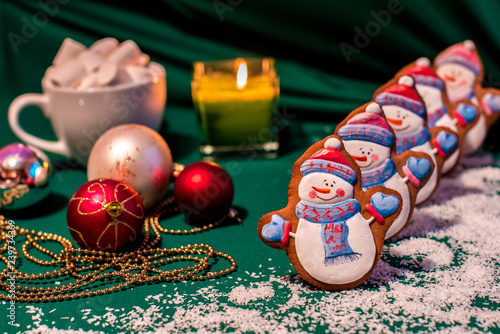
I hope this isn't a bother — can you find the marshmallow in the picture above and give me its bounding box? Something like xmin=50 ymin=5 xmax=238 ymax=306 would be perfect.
xmin=77 ymin=50 xmax=102 ymax=73
xmin=106 ymin=40 xmax=141 ymax=66
xmin=49 ymin=60 xmax=86 ymax=87
xmin=52 ymin=38 xmax=86 ymax=66
xmin=126 ymin=66 xmax=153 ymax=83
xmin=112 ymin=68 xmax=134 ymax=86
xmin=49 ymin=37 xmax=153 ymax=89
xmin=131 ymin=53 xmax=150 ymax=67
xmin=97 ymin=62 xmax=134 ymax=86
xmin=97 ymin=62 xmax=118 ymax=86
xmin=89 ymin=37 xmax=119 ymax=59
xmin=76 ymin=72 xmax=98 ymax=90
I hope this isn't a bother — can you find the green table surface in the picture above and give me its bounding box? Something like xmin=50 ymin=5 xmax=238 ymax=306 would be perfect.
xmin=1 ymin=1 xmax=500 ymax=333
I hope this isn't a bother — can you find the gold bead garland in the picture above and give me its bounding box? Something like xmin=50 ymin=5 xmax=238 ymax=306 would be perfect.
xmin=0 ymin=186 xmax=30 ymax=210
xmin=0 ymin=196 xmax=238 ymax=303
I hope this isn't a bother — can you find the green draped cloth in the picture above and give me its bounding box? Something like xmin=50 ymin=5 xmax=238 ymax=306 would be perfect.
xmin=0 ymin=1 xmax=499 ymax=332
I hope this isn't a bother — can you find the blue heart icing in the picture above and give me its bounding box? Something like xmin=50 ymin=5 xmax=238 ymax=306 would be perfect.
xmin=370 ymin=192 xmax=399 ymax=218
xmin=436 ymin=131 xmax=457 ymax=154
xmin=262 ymin=214 xmax=286 ymax=242
xmin=406 ymin=157 xmax=431 ymax=180
xmin=456 ymin=104 xmax=477 ymax=123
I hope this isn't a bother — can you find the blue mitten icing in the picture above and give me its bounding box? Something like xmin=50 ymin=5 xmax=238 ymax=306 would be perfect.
xmin=262 ymin=214 xmax=286 ymax=242
xmin=406 ymin=157 xmax=431 ymax=180
xmin=456 ymin=103 xmax=477 ymax=124
xmin=482 ymin=93 xmax=500 ymax=112
xmin=370 ymin=192 xmax=399 ymax=218
xmin=435 ymin=131 xmax=458 ymax=155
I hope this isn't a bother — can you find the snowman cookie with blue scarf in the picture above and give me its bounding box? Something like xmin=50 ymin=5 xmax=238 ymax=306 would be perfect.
xmin=258 ymin=136 xmax=402 ymax=291
xmin=373 ymin=75 xmax=459 ymax=205
xmin=395 ymin=57 xmax=479 ymax=175
xmin=433 ymin=40 xmax=500 ymax=156
xmin=335 ymin=102 xmax=434 ymax=240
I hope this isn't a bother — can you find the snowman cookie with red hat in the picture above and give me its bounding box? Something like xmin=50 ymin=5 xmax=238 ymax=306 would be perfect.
xmin=257 ymin=136 xmax=402 ymax=291
xmin=373 ymin=75 xmax=458 ymax=205
xmin=336 ymin=102 xmax=434 ymax=240
xmin=395 ymin=56 xmax=478 ymax=174
xmin=434 ymin=40 xmax=500 ymax=155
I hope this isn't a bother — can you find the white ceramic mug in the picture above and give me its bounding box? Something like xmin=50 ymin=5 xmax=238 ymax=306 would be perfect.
xmin=8 ymin=62 xmax=166 ymax=165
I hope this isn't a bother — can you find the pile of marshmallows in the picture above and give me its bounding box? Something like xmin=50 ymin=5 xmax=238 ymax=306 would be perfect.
xmin=46 ymin=38 xmax=153 ymax=90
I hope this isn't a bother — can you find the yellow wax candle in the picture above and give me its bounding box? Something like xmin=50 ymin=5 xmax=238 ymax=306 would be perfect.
xmin=193 ymin=71 xmax=279 ymax=148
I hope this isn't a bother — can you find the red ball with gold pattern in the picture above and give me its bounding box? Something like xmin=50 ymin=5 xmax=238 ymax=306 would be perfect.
xmin=67 ymin=178 xmax=145 ymax=252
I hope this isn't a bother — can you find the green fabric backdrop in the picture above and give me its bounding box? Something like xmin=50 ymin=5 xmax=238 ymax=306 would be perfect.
xmin=0 ymin=1 xmax=500 ymax=333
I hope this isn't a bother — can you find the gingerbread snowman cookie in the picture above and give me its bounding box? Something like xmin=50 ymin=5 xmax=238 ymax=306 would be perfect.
xmin=373 ymin=75 xmax=458 ymax=205
xmin=396 ymin=57 xmax=478 ymax=174
xmin=258 ymin=136 xmax=402 ymax=291
xmin=335 ymin=102 xmax=434 ymax=240
xmin=434 ymin=40 xmax=500 ymax=155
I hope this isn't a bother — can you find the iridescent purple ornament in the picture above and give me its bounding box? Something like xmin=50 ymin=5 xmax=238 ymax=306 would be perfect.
xmin=0 ymin=143 xmax=52 ymax=210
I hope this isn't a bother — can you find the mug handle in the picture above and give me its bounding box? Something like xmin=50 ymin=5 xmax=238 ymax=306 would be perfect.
xmin=8 ymin=93 xmax=70 ymax=157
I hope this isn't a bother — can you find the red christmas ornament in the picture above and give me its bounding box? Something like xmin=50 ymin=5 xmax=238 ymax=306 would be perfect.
xmin=173 ymin=161 xmax=234 ymax=222
xmin=67 ymin=179 xmax=145 ymax=252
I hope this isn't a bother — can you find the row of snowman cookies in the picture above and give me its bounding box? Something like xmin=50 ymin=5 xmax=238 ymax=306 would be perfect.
xmin=257 ymin=40 xmax=500 ymax=291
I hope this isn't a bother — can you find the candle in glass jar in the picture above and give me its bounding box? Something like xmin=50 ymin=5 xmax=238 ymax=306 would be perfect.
xmin=192 ymin=58 xmax=280 ymax=157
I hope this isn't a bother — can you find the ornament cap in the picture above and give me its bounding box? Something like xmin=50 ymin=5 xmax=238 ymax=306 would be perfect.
xmin=171 ymin=163 xmax=185 ymax=179
xmin=105 ymin=201 xmax=123 ymax=218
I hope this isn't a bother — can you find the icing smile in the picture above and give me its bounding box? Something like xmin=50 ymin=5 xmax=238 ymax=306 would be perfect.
xmin=352 ymin=155 xmax=374 ymax=168
xmin=317 ymin=194 xmax=338 ymax=201
xmin=311 ymin=186 xmax=339 ymax=201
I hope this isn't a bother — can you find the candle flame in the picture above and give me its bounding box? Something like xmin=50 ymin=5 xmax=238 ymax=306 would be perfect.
xmin=236 ymin=59 xmax=248 ymax=90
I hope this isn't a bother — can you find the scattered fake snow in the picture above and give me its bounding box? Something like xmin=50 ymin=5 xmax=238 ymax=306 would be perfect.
xmin=18 ymin=152 xmax=500 ymax=333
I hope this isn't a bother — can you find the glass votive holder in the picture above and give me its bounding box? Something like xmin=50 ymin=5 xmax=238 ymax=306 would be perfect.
xmin=191 ymin=57 xmax=280 ymax=159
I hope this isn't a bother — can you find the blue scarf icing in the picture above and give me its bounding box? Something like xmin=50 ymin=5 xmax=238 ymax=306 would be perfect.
xmin=395 ymin=128 xmax=430 ymax=155
xmin=296 ymin=199 xmax=361 ymax=265
xmin=427 ymin=105 xmax=447 ymax=127
xmin=361 ymin=158 xmax=397 ymax=189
